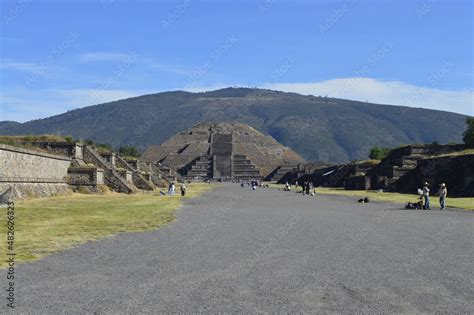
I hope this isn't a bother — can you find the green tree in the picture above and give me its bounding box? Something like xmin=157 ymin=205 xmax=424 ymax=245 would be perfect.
xmin=118 ymin=145 xmax=140 ymax=158
xmin=463 ymin=117 xmax=474 ymax=147
xmin=369 ymin=147 xmax=391 ymax=160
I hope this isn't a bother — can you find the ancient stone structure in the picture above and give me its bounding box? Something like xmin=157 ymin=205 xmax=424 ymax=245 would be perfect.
xmin=0 ymin=138 xmax=161 ymax=200
xmin=82 ymin=145 xmax=137 ymax=194
xmin=266 ymin=164 xmax=300 ymax=182
xmin=394 ymin=154 xmax=474 ymax=197
xmin=0 ymin=143 xmax=72 ymax=200
xmin=277 ymin=144 xmax=472 ymax=197
xmin=67 ymin=167 xmax=105 ymax=190
xmin=115 ymin=155 xmax=155 ymax=191
xmin=368 ymin=144 xmax=465 ymax=190
xmin=10 ymin=141 xmax=84 ymax=160
xmin=141 ymin=122 xmax=305 ymax=180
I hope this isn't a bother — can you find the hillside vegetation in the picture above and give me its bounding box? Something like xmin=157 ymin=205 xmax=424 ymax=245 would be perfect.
xmin=0 ymin=88 xmax=467 ymax=162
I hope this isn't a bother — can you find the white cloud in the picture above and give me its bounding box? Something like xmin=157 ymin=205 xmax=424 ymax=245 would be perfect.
xmin=0 ymin=87 xmax=150 ymax=122
xmin=0 ymin=61 xmax=39 ymax=73
xmin=79 ymin=52 xmax=133 ymax=62
xmin=261 ymin=78 xmax=473 ymax=116
xmin=1 ymin=78 xmax=472 ymax=123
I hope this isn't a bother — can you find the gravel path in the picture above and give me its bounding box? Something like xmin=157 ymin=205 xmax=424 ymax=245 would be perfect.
xmin=3 ymin=183 xmax=473 ymax=313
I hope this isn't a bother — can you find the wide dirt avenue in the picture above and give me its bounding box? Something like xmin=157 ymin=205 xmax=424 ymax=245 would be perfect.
xmin=4 ymin=183 xmax=473 ymax=313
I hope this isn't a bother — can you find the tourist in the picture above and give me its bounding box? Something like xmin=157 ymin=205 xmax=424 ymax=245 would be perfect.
xmin=438 ymin=183 xmax=448 ymax=210
xmin=305 ymin=182 xmax=310 ymax=195
xmin=301 ymin=181 xmax=307 ymax=195
xmin=252 ymin=180 xmax=257 ymax=190
xmin=422 ymin=182 xmax=430 ymax=210
xmin=169 ymin=182 xmax=176 ymax=196
xmin=180 ymin=183 xmax=186 ymax=196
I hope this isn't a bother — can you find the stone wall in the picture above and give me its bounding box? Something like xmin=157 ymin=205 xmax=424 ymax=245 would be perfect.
xmin=344 ymin=175 xmax=371 ymax=190
xmin=0 ymin=144 xmax=71 ymax=182
xmin=0 ymin=183 xmax=71 ymax=202
xmin=67 ymin=167 xmax=104 ymax=186
xmin=394 ymin=154 xmax=474 ymax=197
xmin=14 ymin=141 xmax=83 ymax=159
xmin=100 ymin=152 xmax=116 ymax=166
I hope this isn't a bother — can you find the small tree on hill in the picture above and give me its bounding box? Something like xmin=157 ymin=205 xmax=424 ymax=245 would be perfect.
xmin=369 ymin=147 xmax=391 ymax=160
xmin=118 ymin=145 xmax=140 ymax=158
xmin=463 ymin=117 xmax=474 ymax=147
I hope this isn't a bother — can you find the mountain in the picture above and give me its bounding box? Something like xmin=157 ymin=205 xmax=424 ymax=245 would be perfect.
xmin=0 ymin=87 xmax=468 ymax=162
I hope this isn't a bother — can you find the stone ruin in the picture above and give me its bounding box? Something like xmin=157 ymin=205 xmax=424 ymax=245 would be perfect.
xmin=141 ymin=122 xmax=305 ymax=180
xmin=0 ymin=141 xmax=166 ymax=200
xmin=277 ymin=144 xmax=474 ymax=197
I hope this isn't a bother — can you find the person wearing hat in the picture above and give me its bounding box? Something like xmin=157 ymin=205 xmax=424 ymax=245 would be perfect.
xmin=438 ymin=183 xmax=448 ymax=210
xmin=422 ymin=181 xmax=431 ymax=210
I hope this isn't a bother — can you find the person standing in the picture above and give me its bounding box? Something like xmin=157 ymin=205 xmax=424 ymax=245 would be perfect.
xmin=422 ymin=182 xmax=430 ymax=210
xmin=169 ymin=182 xmax=176 ymax=196
xmin=180 ymin=183 xmax=186 ymax=196
xmin=438 ymin=183 xmax=448 ymax=210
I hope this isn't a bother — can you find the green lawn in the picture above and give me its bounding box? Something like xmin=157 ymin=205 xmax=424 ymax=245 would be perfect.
xmin=0 ymin=183 xmax=214 ymax=268
xmin=270 ymin=184 xmax=474 ymax=211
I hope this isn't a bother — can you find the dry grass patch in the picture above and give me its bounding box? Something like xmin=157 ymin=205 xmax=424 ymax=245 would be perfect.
xmin=0 ymin=183 xmax=214 ymax=268
xmin=270 ymin=184 xmax=474 ymax=211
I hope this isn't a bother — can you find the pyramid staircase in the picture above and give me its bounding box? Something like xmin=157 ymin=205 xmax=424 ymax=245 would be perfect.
xmin=265 ymin=164 xmax=299 ymax=182
xmin=184 ymin=155 xmax=213 ymax=180
xmin=83 ymin=146 xmax=137 ymax=194
xmin=232 ymin=155 xmax=262 ymax=179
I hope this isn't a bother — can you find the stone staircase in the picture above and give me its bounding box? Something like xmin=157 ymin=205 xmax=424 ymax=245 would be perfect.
xmin=369 ymin=147 xmax=430 ymax=190
xmin=211 ymin=133 xmax=233 ymax=179
xmin=266 ymin=164 xmax=299 ymax=182
xmin=184 ymin=156 xmax=213 ymax=180
xmin=83 ymin=146 xmax=136 ymax=194
xmin=115 ymin=155 xmax=155 ymax=191
xmin=233 ymin=155 xmax=262 ymax=179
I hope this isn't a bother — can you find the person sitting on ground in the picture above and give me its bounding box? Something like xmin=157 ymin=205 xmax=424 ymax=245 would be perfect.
xmin=405 ymin=200 xmax=423 ymax=209
xmin=437 ymin=183 xmax=447 ymax=210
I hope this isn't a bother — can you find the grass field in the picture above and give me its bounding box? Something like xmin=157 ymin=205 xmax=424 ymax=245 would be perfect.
xmin=271 ymin=184 xmax=474 ymax=211
xmin=0 ymin=183 xmax=213 ymax=268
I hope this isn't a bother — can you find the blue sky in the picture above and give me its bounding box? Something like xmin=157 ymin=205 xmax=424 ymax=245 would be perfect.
xmin=0 ymin=0 xmax=472 ymax=122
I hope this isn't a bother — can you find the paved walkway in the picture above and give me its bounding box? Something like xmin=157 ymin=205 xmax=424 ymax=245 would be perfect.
xmin=3 ymin=184 xmax=473 ymax=313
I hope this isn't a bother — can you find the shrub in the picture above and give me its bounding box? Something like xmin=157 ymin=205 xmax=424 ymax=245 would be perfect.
xmin=118 ymin=145 xmax=140 ymax=158
xmin=369 ymin=147 xmax=391 ymax=160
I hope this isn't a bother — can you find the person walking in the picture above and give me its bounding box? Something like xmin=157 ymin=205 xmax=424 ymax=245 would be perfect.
xmin=180 ymin=183 xmax=186 ymax=196
xmin=422 ymin=182 xmax=430 ymax=210
xmin=438 ymin=183 xmax=448 ymax=210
